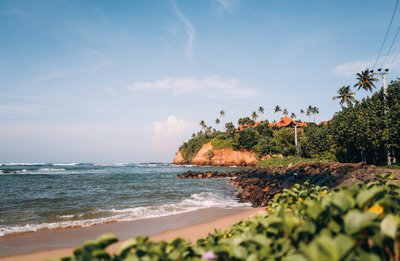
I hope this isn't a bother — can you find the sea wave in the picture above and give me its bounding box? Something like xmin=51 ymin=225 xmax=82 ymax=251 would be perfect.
xmin=0 ymin=192 xmax=250 ymax=236
xmin=39 ymin=168 xmax=66 ymax=172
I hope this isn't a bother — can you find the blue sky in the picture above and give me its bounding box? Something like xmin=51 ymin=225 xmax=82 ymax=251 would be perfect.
xmin=1 ymin=0 xmax=399 ymax=163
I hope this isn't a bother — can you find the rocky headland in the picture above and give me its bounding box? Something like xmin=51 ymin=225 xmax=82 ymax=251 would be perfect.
xmin=173 ymin=142 xmax=263 ymax=166
xmin=177 ymin=162 xmax=398 ymax=207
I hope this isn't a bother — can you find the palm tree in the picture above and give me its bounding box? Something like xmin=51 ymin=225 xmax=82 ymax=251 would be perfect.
xmin=290 ymin=112 xmax=296 ymax=119
xmin=306 ymin=105 xmax=313 ymax=122
xmin=215 ymin=118 xmax=220 ymax=125
xmin=219 ymin=110 xmax=225 ymax=118
xmin=354 ymin=69 xmax=378 ymax=92
xmin=311 ymin=106 xmax=319 ymax=122
xmin=274 ymin=105 xmax=281 ymax=114
xmin=283 ymin=108 xmax=289 ymax=116
xmin=333 ymin=85 xmax=356 ymax=108
xmin=258 ymin=106 xmax=264 ymax=119
xmin=251 ymin=111 xmax=258 ymax=121
xmin=199 ymin=120 xmax=206 ymax=131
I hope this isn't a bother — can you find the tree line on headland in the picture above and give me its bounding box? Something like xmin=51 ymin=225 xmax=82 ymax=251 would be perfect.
xmin=179 ymin=69 xmax=400 ymax=166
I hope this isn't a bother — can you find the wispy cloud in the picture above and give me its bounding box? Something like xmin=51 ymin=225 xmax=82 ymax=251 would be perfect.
xmin=333 ymin=58 xmax=373 ymax=76
xmin=333 ymin=55 xmax=400 ymax=76
xmin=151 ymin=115 xmax=194 ymax=149
xmin=129 ymin=75 xmax=258 ymax=97
xmin=171 ymin=1 xmax=195 ymax=62
xmin=215 ymin=0 xmax=239 ymax=14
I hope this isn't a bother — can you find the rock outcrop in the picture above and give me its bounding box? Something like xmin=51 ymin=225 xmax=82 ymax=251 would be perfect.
xmin=177 ymin=162 xmax=397 ymax=207
xmin=172 ymin=151 xmax=185 ymax=164
xmin=172 ymin=142 xmax=259 ymax=166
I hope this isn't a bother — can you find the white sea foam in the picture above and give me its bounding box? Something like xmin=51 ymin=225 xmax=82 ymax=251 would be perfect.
xmin=39 ymin=168 xmax=66 ymax=172
xmin=52 ymin=163 xmax=79 ymax=166
xmin=0 ymin=192 xmax=250 ymax=237
xmin=2 ymin=163 xmax=48 ymax=166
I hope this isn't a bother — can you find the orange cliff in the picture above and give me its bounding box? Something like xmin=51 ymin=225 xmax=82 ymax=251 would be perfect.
xmin=172 ymin=142 xmax=261 ymax=166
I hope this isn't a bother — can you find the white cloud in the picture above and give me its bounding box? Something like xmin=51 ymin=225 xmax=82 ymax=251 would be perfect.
xmin=333 ymin=54 xmax=400 ymax=76
xmin=129 ymin=75 xmax=258 ymax=97
xmin=171 ymin=1 xmax=195 ymax=62
xmin=333 ymin=58 xmax=373 ymax=76
xmin=151 ymin=116 xmax=194 ymax=148
xmin=215 ymin=0 xmax=239 ymax=13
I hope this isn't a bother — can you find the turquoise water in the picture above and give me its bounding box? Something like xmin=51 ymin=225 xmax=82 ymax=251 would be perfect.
xmin=0 ymin=163 xmax=248 ymax=236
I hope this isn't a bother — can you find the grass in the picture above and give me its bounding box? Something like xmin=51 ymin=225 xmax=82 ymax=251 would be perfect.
xmin=257 ymin=156 xmax=330 ymax=168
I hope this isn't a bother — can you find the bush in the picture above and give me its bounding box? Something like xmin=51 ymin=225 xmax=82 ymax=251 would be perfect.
xmin=257 ymin=156 xmax=330 ymax=168
xmin=210 ymin=137 xmax=233 ymax=149
xmin=56 ymin=178 xmax=400 ymax=260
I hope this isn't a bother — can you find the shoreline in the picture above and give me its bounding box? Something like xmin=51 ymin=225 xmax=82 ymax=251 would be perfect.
xmin=0 ymin=207 xmax=264 ymax=261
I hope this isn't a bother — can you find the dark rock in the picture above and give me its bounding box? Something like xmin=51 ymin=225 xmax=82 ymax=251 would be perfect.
xmin=177 ymin=163 xmax=393 ymax=207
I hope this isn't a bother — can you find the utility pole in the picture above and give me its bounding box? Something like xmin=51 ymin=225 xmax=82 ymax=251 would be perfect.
xmin=371 ymin=68 xmax=395 ymax=165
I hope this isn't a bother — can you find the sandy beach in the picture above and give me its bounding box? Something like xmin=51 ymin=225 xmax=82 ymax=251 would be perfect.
xmin=0 ymin=207 xmax=264 ymax=261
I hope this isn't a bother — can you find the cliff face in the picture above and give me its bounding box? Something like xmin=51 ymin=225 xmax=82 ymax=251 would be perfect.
xmin=172 ymin=151 xmax=185 ymax=164
xmin=172 ymin=142 xmax=259 ymax=166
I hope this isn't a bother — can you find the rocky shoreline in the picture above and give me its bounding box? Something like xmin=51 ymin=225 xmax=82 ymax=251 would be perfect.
xmin=177 ymin=162 xmax=397 ymax=207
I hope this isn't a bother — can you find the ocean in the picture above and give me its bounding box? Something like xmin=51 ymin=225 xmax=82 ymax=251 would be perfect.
xmin=0 ymin=163 xmax=249 ymax=237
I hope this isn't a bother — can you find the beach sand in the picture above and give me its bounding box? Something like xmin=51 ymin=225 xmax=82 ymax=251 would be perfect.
xmin=0 ymin=207 xmax=265 ymax=261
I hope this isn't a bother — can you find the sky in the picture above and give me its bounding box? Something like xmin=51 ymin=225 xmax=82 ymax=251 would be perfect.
xmin=1 ymin=0 xmax=400 ymax=163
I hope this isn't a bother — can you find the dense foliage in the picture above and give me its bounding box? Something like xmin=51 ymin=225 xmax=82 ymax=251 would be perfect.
xmin=56 ymin=177 xmax=400 ymax=261
xmin=330 ymin=81 xmax=400 ymax=165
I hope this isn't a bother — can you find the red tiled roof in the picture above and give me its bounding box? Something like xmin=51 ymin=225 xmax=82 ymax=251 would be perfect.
xmin=268 ymin=116 xmax=308 ymax=128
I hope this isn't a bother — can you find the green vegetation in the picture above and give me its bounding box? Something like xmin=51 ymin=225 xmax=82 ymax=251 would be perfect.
xmin=258 ymin=156 xmax=327 ymax=168
xmin=330 ymin=81 xmax=400 ymax=165
xmin=179 ymin=134 xmax=210 ymax=162
xmin=210 ymin=136 xmax=233 ymax=150
xmin=55 ymin=177 xmax=400 ymax=260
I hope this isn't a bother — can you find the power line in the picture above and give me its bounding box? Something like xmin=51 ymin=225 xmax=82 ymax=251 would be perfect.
xmin=373 ymin=0 xmax=399 ymax=69
xmin=381 ymin=23 xmax=400 ymax=68
xmin=389 ymin=45 xmax=400 ymax=67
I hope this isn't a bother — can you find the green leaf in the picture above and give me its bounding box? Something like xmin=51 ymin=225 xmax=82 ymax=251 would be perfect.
xmin=92 ymin=249 xmax=111 ymax=260
xmin=82 ymin=240 xmax=97 ymax=252
xmin=331 ymin=191 xmax=355 ymax=212
xmin=95 ymin=233 xmax=118 ymax=249
xmin=344 ymin=209 xmax=373 ymax=235
xmin=118 ymin=238 xmax=138 ymax=257
xmin=306 ymin=202 xmax=324 ymax=220
xmin=283 ymin=254 xmax=308 ymax=261
xmin=356 ymin=187 xmax=386 ymax=208
xmin=333 ymin=234 xmax=355 ymax=258
xmin=380 ymin=214 xmax=399 ymax=238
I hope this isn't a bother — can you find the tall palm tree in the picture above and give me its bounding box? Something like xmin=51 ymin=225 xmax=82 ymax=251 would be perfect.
xmin=306 ymin=105 xmax=313 ymax=122
xmin=333 ymin=85 xmax=356 ymax=107
xmin=219 ymin=110 xmax=225 ymax=118
xmin=311 ymin=106 xmax=319 ymax=122
xmin=283 ymin=108 xmax=289 ymax=116
xmin=215 ymin=118 xmax=220 ymax=125
xmin=290 ymin=112 xmax=297 ymax=119
xmin=354 ymin=69 xmax=378 ymax=92
xmin=300 ymin=109 xmax=305 ymax=121
xmin=251 ymin=111 xmax=258 ymax=121
xmin=274 ymin=105 xmax=281 ymax=114
xmin=199 ymin=120 xmax=206 ymax=130
xmin=258 ymin=106 xmax=264 ymax=119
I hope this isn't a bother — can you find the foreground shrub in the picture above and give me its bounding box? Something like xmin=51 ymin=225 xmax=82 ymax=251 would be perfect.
xmin=56 ymin=176 xmax=400 ymax=261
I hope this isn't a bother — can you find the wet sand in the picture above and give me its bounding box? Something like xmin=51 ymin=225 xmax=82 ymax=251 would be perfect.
xmin=0 ymin=207 xmax=265 ymax=261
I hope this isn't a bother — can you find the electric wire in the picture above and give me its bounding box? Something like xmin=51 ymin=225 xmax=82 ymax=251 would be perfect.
xmin=389 ymin=45 xmax=400 ymax=67
xmin=381 ymin=23 xmax=400 ymax=68
xmin=373 ymin=0 xmax=399 ymax=69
